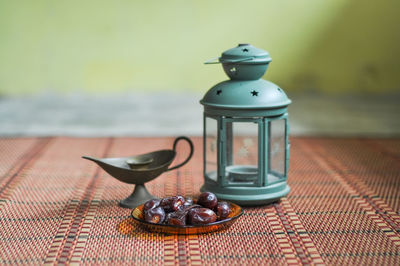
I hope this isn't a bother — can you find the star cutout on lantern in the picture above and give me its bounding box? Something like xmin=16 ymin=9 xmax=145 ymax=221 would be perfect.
xmin=243 ymin=138 xmax=254 ymax=147
xmin=242 ymin=48 xmax=249 ymax=52
xmin=271 ymin=143 xmax=280 ymax=156
xmin=251 ymin=90 xmax=259 ymax=96
xmin=210 ymin=139 xmax=217 ymax=152
xmin=237 ymin=147 xmax=249 ymax=158
xmin=216 ymin=90 xmax=222 ymax=95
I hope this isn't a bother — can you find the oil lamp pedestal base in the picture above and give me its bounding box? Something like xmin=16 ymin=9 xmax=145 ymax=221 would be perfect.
xmin=200 ymin=182 xmax=290 ymax=206
xmin=119 ymin=184 xmax=158 ymax=209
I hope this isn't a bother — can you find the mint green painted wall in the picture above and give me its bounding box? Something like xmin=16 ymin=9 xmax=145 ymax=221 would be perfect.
xmin=0 ymin=0 xmax=399 ymax=95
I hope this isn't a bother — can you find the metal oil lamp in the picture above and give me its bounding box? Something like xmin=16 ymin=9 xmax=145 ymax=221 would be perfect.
xmin=200 ymin=44 xmax=291 ymax=206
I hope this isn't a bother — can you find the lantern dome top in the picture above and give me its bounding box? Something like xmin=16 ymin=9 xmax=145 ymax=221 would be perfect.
xmin=204 ymin=44 xmax=272 ymax=80
xmin=219 ymin=44 xmax=272 ymax=64
xmin=200 ymin=79 xmax=291 ymax=110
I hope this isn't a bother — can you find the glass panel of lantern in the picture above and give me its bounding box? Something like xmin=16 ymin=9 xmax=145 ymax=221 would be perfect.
xmin=204 ymin=116 xmax=218 ymax=182
xmin=223 ymin=119 xmax=261 ymax=187
xmin=267 ymin=118 xmax=287 ymax=185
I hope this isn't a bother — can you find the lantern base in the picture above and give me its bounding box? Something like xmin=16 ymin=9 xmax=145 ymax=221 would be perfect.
xmin=200 ymin=181 xmax=290 ymax=206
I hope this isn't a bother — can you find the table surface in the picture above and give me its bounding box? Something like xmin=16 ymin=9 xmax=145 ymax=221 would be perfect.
xmin=0 ymin=137 xmax=399 ymax=265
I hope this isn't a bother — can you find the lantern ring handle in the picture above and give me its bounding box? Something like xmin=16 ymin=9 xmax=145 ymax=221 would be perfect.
xmin=166 ymin=136 xmax=194 ymax=172
xmin=204 ymin=57 xmax=253 ymax=64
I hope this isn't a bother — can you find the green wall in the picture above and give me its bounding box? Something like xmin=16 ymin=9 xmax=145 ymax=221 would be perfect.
xmin=0 ymin=0 xmax=399 ymax=95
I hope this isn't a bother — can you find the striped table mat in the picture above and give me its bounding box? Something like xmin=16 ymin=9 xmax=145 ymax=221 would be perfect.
xmin=0 ymin=137 xmax=399 ymax=265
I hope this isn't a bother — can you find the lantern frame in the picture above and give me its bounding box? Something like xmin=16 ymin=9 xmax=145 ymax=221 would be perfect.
xmin=203 ymin=113 xmax=289 ymax=182
xmin=200 ymin=44 xmax=291 ymax=205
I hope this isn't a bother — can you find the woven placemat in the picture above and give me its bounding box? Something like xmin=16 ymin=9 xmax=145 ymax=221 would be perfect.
xmin=0 ymin=137 xmax=399 ymax=265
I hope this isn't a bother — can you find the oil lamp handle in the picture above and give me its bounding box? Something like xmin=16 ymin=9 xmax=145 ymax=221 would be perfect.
xmin=166 ymin=136 xmax=194 ymax=172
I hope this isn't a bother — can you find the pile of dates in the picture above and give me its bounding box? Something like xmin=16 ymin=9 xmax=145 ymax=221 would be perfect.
xmin=142 ymin=192 xmax=232 ymax=226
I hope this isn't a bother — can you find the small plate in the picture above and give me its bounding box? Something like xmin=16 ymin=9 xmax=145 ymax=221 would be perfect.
xmin=131 ymin=201 xmax=243 ymax=235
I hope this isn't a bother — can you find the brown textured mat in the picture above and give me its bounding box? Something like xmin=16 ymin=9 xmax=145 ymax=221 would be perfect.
xmin=0 ymin=137 xmax=399 ymax=265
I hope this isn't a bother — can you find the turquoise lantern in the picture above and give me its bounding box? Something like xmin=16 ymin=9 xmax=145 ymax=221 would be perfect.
xmin=200 ymin=44 xmax=291 ymax=206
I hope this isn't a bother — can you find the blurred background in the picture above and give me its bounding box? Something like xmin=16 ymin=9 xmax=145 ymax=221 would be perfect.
xmin=1 ymin=0 xmax=399 ymax=137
